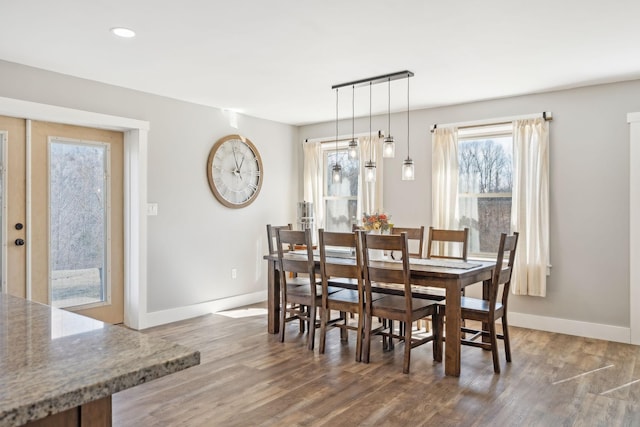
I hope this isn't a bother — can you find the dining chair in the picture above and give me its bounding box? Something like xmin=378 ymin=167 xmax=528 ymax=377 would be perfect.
xmin=444 ymin=232 xmax=519 ymax=373
xmin=361 ymin=231 xmax=442 ymax=374
xmin=266 ymin=223 xmax=293 ymax=254
xmin=419 ymin=226 xmax=471 ymax=301
xmin=276 ymin=228 xmax=341 ymax=350
xmin=426 ymin=226 xmax=469 ymax=261
xmin=390 ymin=226 xmax=425 ymax=259
xmin=317 ymin=229 xmax=372 ymax=361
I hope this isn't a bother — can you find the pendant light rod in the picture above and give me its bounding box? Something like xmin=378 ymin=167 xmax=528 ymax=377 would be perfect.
xmin=331 ymin=70 xmax=414 ymax=90
xmin=406 ymin=73 xmax=410 ymax=158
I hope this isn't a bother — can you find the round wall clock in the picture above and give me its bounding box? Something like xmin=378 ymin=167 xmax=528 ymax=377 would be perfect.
xmin=207 ymin=134 xmax=263 ymax=208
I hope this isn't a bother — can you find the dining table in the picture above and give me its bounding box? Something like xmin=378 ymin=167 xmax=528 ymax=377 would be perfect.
xmin=263 ymin=251 xmax=495 ymax=377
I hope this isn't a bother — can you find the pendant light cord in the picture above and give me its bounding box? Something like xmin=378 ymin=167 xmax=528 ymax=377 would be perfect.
xmin=335 ymin=88 xmax=339 ymax=157
xmin=406 ymin=73 xmax=410 ymax=159
xmin=352 ymin=85 xmax=355 ymax=142
xmin=388 ymin=77 xmax=391 ymax=136
xmin=369 ymin=81 xmax=372 ymax=161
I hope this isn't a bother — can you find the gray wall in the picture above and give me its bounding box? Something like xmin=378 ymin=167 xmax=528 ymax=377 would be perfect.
xmin=0 ymin=60 xmax=299 ymax=313
xmin=300 ymin=80 xmax=640 ymax=328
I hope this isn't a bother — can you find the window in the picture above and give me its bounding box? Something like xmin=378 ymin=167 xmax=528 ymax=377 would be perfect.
xmin=49 ymin=139 xmax=110 ymax=308
xmin=457 ymin=124 xmax=513 ymax=257
xmin=323 ymin=142 xmax=359 ymax=232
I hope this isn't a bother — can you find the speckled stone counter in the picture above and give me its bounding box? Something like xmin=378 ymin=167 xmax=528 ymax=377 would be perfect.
xmin=0 ymin=294 xmax=200 ymax=426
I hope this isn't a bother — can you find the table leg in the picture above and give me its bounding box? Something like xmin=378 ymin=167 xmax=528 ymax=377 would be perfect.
xmin=267 ymin=259 xmax=280 ymax=334
xmin=444 ymin=281 xmax=461 ymax=376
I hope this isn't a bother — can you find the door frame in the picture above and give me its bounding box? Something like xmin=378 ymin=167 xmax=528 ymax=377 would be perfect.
xmin=0 ymin=96 xmax=149 ymax=329
xmin=629 ymin=111 xmax=640 ymax=345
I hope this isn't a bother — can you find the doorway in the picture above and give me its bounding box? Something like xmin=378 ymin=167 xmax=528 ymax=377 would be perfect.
xmin=2 ymin=116 xmax=124 ymax=323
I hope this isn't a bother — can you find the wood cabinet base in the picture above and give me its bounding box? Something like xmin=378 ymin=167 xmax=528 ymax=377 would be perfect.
xmin=26 ymin=396 xmax=111 ymax=427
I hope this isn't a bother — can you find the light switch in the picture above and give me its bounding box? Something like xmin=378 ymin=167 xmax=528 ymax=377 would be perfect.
xmin=147 ymin=203 xmax=158 ymax=216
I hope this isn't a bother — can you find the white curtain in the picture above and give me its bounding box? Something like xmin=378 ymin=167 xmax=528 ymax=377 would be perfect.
xmin=357 ymin=135 xmax=384 ymax=219
xmin=511 ymin=118 xmax=549 ymax=297
xmin=432 ymin=127 xmax=459 ymax=230
xmin=303 ymin=140 xmax=324 ymax=233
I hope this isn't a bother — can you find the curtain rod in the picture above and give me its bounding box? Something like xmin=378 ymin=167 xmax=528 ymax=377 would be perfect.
xmin=430 ymin=111 xmax=552 ymax=133
xmin=304 ymin=130 xmax=383 ymax=144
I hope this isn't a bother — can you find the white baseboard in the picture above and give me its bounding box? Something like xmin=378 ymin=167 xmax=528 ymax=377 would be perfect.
xmin=509 ymin=311 xmax=631 ymax=344
xmin=136 ymin=290 xmax=267 ymax=330
xmin=134 ymin=294 xmax=632 ymax=345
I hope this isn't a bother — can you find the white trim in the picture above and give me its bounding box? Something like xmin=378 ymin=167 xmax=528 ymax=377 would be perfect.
xmin=0 ymin=132 xmax=6 ymax=293
xmin=139 ymin=291 xmax=267 ymax=329
xmin=0 ymin=96 xmax=149 ymax=329
xmin=25 ymin=120 xmax=32 ymax=300
xmin=628 ymin=112 xmax=640 ymax=344
xmin=509 ymin=311 xmax=631 ymax=344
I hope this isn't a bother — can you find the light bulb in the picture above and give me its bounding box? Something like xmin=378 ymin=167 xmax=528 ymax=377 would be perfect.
xmin=382 ymin=137 xmax=395 ymax=158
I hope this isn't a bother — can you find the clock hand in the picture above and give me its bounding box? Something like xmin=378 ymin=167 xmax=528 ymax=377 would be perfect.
xmin=231 ymin=146 xmax=241 ymax=171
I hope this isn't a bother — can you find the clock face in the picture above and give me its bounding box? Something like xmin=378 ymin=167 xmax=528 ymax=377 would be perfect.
xmin=207 ymin=135 xmax=263 ymax=208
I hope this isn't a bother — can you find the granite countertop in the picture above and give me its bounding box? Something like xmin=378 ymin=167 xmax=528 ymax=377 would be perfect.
xmin=0 ymin=294 xmax=200 ymax=426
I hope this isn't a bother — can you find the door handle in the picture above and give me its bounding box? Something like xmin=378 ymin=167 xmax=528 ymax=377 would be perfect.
xmin=15 ymin=239 xmax=25 ymax=246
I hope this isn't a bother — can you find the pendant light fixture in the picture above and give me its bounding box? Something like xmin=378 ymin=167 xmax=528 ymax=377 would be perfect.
xmin=348 ymin=84 xmax=358 ymax=158
xmin=331 ymin=70 xmax=413 ymax=182
xmin=364 ymin=81 xmax=376 ymax=182
xmin=332 ymin=88 xmax=342 ymax=183
xmin=402 ymin=72 xmax=415 ymax=180
xmin=382 ymin=77 xmax=395 ymax=158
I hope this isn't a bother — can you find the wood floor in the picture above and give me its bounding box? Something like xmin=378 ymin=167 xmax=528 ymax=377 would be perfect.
xmin=112 ymin=304 xmax=640 ymax=426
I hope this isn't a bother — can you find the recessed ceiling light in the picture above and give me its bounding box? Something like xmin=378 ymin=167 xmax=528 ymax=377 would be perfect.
xmin=110 ymin=27 xmax=136 ymax=38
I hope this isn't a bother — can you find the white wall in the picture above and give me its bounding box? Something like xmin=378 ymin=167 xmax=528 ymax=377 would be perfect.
xmin=300 ymin=79 xmax=640 ymax=338
xmin=0 ymin=60 xmax=299 ymax=325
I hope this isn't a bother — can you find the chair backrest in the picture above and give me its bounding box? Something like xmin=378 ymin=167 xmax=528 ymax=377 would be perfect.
xmin=426 ymin=227 xmax=469 ymax=261
xmin=266 ymin=223 xmax=293 ymax=254
xmin=489 ymin=232 xmax=519 ymax=314
xmin=361 ymin=232 xmax=412 ymax=312
xmin=318 ymin=229 xmax=363 ymax=296
xmin=390 ymin=226 xmax=425 ymax=258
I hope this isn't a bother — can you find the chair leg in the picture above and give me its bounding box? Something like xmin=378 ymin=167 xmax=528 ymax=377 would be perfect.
xmin=279 ymin=298 xmax=287 ymax=343
xmin=402 ymin=318 xmax=412 ymax=374
xmin=363 ymin=314 xmax=372 ymax=364
xmin=432 ymin=313 xmax=443 ymax=363
xmin=308 ymin=305 xmax=317 ymax=351
xmin=489 ymin=320 xmax=501 ymax=374
xmin=319 ymin=305 xmax=328 ymax=354
xmin=502 ymin=315 xmax=512 ymax=363
xmin=299 ymin=305 xmax=306 ymax=333
xmin=340 ymin=311 xmax=348 ymax=341
xmin=355 ymin=311 xmax=363 ymax=363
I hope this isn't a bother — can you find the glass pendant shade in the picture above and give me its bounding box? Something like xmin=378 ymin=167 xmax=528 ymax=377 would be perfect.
xmin=332 ymin=163 xmax=342 ymax=183
xmin=348 ymin=139 xmax=358 ymax=158
xmin=382 ymin=136 xmax=395 ymax=158
xmin=402 ymin=158 xmax=415 ymax=181
xmin=364 ymin=160 xmax=376 ymax=182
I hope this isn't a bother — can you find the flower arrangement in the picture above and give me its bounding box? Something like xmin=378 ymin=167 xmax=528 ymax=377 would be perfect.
xmin=362 ymin=212 xmax=391 ymax=232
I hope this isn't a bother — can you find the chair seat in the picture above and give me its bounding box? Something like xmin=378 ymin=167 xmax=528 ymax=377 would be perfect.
xmin=288 ymin=284 xmax=343 ymax=297
xmin=459 ymin=296 xmax=504 ymax=313
xmin=372 ymin=295 xmax=438 ymax=317
xmin=372 ymin=282 xmax=446 ymax=301
xmin=328 ymin=289 xmax=359 ymax=304
xmin=327 ymin=277 xmax=358 ymax=290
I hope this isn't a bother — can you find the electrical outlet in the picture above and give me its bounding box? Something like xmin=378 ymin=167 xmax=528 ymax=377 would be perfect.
xmin=231 ymin=269 xmax=237 ymax=279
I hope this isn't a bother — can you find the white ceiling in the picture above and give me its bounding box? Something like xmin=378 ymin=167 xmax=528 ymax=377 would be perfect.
xmin=2 ymin=0 xmax=640 ymax=125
